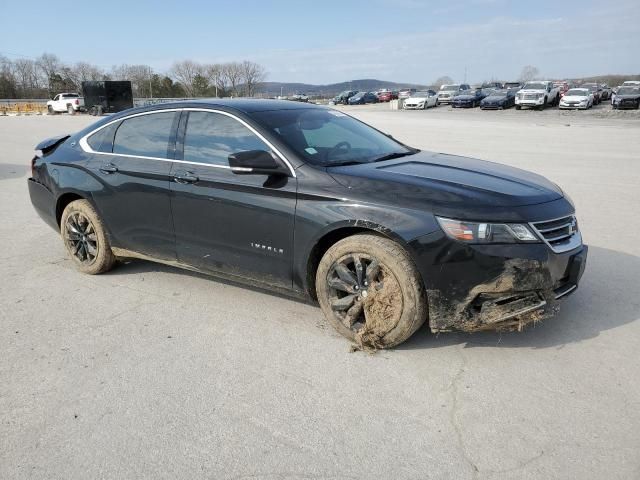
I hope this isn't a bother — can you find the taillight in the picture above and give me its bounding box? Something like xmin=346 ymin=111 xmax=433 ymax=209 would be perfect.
xmin=31 ymin=156 xmax=37 ymax=177
xmin=75 ymin=99 xmax=79 ymax=105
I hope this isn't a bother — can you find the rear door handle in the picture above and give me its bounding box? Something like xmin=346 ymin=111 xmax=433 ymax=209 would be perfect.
xmin=173 ymin=171 xmax=199 ymax=184
xmin=99 ymin=163 xmax=118 ymax=174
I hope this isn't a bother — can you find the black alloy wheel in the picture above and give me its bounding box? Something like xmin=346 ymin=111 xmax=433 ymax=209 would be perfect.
xmin=64 ymin=212 xmax=98 ymax=265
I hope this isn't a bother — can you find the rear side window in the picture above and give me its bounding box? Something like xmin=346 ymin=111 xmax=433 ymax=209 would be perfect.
xmin=87 ymin=122 xmax=119 ymax=153
xmin=183 ymin=111 xmax=268 ymax=166
xmin=113 ymin=112 xmax=177 ymax=158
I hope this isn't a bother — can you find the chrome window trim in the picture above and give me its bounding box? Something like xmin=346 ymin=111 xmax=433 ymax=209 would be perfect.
xmin=78 ymin=107 xmax=296 ymax=177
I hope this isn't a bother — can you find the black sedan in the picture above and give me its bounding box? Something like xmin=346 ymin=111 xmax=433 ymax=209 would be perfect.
xmin=480 ymin=89 xmax=517 ymax=109
xmin=612 ymin=86 xmax=640 ymax=109
xmin=28 ymin=100 xmax=587 ymax=349
xmin=451 ymin=89 xmax=488 ymax=108
xmin=348 ymin=91 xmax=379 ymax=105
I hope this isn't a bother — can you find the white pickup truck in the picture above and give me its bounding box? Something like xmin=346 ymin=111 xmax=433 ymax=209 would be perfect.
xmin=47 ymin=93 xmax=85 ymax=114
xmin=515 ymin=81 xmax=560 ymax=110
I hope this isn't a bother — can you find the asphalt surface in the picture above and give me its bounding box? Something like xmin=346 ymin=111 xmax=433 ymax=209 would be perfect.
xmin=1 ymin=106 xmax=639 ymax=480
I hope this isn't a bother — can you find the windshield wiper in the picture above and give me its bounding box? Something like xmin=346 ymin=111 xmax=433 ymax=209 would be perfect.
xmin=370 ymin=151 xmax=417 ymax=163
xmin=325 ymin=160 xmax=363 ymax=167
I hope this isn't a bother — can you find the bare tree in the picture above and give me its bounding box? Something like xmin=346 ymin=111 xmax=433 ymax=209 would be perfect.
xmin=170 ymin=60 xmax=203 ymax=97
xmin=240 ymin=60 xmax=267 ymax=97
xmin=36 ymin=53 xmax=62 ymax=94
xmin=221 ymin=62 xmax=243 ymax=97
xmin=519 ymin=65 xmax=539 ymax=82
xmin=13 ymin=58 xmax=40 ymax=96
xmin=204 ymin=63 xmax=224 ymax=97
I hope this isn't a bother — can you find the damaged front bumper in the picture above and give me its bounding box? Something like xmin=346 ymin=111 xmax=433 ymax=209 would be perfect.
xmin=409 ymin=232 xmax=588 ymax=332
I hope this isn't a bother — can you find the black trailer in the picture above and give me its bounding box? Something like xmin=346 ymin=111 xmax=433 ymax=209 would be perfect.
xmin=81 ymin=81 xmax=133 ymax=115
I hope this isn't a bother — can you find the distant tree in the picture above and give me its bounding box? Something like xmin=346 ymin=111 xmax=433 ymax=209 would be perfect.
xmin=240 ymin=60 xmax=267 ymax=97
xmin=221 ymin=62 xmax=244 ymax=97
xmin=36 ymin=53 xmax=62 ymax=95
xmin=434 ymin=76 xmax=454 ymax=88
xmin=519 ymin=65 xmax=539 ymax=82
xmin=170 ymin=60 xmax=203 ymax=97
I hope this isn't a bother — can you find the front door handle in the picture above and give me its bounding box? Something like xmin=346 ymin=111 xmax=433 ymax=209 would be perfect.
xmin=99 ymin=163 xmax=118 ymax=174
xmin=173 ymin=171 xmax=199 ymax=184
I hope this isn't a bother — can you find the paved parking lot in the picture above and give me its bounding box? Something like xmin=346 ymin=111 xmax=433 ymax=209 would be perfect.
xmin=1 ymin=107 xmax=639 ymax=480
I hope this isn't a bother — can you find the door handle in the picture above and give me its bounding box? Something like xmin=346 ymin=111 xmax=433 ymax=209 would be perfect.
xmin=99 ymin=163 xmax=118 ymax=174
xmin=173 ymin=171 xmax=199 ymax=184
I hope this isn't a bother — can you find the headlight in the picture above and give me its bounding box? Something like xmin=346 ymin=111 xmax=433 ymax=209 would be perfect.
xmin=436 ymin=217 xmax=539 ymax=244
xmin=537 ymin=93 xmax=544 ymax=99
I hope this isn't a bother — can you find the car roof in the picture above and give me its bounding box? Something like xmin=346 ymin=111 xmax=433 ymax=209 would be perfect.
xmin=132 ymin=98 xmax=324 ymax=115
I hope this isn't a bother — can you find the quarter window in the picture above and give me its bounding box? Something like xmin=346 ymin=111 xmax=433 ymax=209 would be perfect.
xmin=183 ymin=111 xmax=269 ymax=166
xmin=113 ymin=112 xmax=176 ymax=158
xmin=87 ymin=121 xmax=119 ymax=153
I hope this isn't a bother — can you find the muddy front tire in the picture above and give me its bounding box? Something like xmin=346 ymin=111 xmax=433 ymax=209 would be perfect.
xmin=60 ymin=199 xmax=115 ymax=275
xmin=316 ymin=234 xmax=427 ymax=349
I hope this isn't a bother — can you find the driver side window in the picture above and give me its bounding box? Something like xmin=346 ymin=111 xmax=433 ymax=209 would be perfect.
xmin=183 ymin=111 xmax=269 ymax=166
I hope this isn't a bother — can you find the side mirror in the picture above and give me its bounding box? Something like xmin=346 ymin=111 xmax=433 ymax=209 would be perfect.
xmin=228 ymin=150 xmax=289 ymax=176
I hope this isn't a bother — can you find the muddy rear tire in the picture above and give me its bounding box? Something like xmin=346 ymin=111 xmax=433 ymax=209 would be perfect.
xmin=60 ymin=199 xmax=115 ymax=275
xmin=316 ymin=234 xmax=427 ymax=349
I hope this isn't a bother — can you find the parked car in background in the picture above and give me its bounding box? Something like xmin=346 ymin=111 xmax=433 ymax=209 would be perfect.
xmin=451 ymin=88 xmax=487 ymax=108
xmin=503 ymin=82 xmax=522 ymax=90
xmin=289 ymin=93 xmax=309 ymax=102
xmin=437 ymin=84 xmax=471 ymax=104
xmin=515 ymin=81 xmax=560 ymax=110
xmin=581 ymin=83 xmax=603 ymax=104
xmin=332 ymin=90 xmax=358 ymax=105
xmin=599 ymin=85 xmax=612 ymax=101
xmin=47 ymin=93 xmax=84 ymax=115
xmin=398 ymin=88 xmax=417 ymax=100
xmin=480 ymin=89 xmax=517 ymax=109
xmin=403 ymin=90 xmax=438 ymax=109
xmin=377 ymin=90 xmax=398 ymax=102
xmin=348 ymin=91 xmax=379 ymax=105
xmin=559 ymin=88 xmax=593 ymax=110
xmin=481 ymin=82 xmax=503 ymax=89
xmin=621 ymin=80 xmax=640 ymax=87
xmin=611 ymin=86 xmax=640 ymax=109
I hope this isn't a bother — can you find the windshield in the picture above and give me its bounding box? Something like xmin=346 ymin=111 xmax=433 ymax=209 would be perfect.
xmin=565 ymin=89 xmax=588 ymax=96
xmin=489 ymin=90 xmax=508 ymax=97
xmin=252 ymin=108 xmax=414 ymax=167
xmin=441 ymin=85 xmax=459 ymax=91
xmin=617 ymin=87 xmax=639 ymax=95
xmin=523 ymin=82 xmax=547 ymax=90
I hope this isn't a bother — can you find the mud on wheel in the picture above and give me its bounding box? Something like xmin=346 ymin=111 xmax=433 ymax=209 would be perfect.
xmin=316 ymin=234 xmax=427 ymax=349
xmin=60 ymin=199 xmax=115 ymax=275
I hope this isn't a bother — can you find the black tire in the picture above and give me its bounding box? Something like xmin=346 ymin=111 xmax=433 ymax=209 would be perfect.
xmin=515 ymin=105 xmax=521 ymax=110
xmin=60 ymin=199 xmax=115 ymax=275
xmin=47 ymin=105 xmax=56 ymax=115
xmin=637 ymin=101 xmax=640 ymax=110
xmin=316 ymin=234 xmax=427 ymax=349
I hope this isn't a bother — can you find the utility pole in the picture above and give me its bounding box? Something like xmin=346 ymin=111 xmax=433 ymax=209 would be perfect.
xmin=464 ymin=66 xmax=467 ymax=84
xmin=148 ymin=66 xmax=153 ymax=99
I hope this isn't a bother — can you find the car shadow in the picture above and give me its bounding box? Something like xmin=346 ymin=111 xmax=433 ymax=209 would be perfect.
xmin=397 ymin=245 xmax=640 ymax=350
xmin=0 ymin=163 xmax=29 ymax=181
xmin=105 ymin=258 xmax=315 ymax=306
xmin=102 ymin=245 xmax=638 ymax=350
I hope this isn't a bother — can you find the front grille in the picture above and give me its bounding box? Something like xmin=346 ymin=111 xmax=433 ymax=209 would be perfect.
xmin=524 ymin=93 xmax=539 ymax=100
xmin=530 ymin=215 xmax=582 ymax=253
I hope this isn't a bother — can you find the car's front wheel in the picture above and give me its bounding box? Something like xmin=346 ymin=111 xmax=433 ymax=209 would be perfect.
xmin=60 ymin=200 xmax=115 ymax=275
xmin=316 ymin=234 xmax=427 ymax=349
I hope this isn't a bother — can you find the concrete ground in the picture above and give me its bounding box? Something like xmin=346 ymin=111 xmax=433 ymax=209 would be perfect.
xmin=1 ymin=106 xmax=639 ymax=480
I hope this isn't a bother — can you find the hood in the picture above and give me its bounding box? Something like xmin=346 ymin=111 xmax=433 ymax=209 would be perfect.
xmin=616 ymin=92 xmax=640 ymax=99
xmin=562 ymin=95 xmax=589 ymax=101
xmin=518 ymin=89 xmax=545 ymax=94
xmin=453 ymin=94 xmax=475 ymax=100
xmin=406 ymin=96 xmax=429 ymax=102
xmin=326 ymin=151 xmax=564 ymax=220
xmin=484 ymin=95 xmax=506 ymax=102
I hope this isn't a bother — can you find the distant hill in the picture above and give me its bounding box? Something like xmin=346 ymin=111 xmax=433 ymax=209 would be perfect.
xmin=259 ymin=79 xmax=428 ymax=97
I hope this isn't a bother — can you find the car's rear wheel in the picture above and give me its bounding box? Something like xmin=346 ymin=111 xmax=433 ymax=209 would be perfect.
xmin=316 ymin=234 xmax=427 ymax=349
xmin=515 ymin=105 xmax=521 ymax=110
xmin=47 ymin=106 xmax=56 ymax=115
xmin=61 ymin=200 xmax=115 ymax=275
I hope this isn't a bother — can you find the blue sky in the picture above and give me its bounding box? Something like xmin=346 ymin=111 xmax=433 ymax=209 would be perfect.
xmin=1 ymin=0 xmax=638 ymax=84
